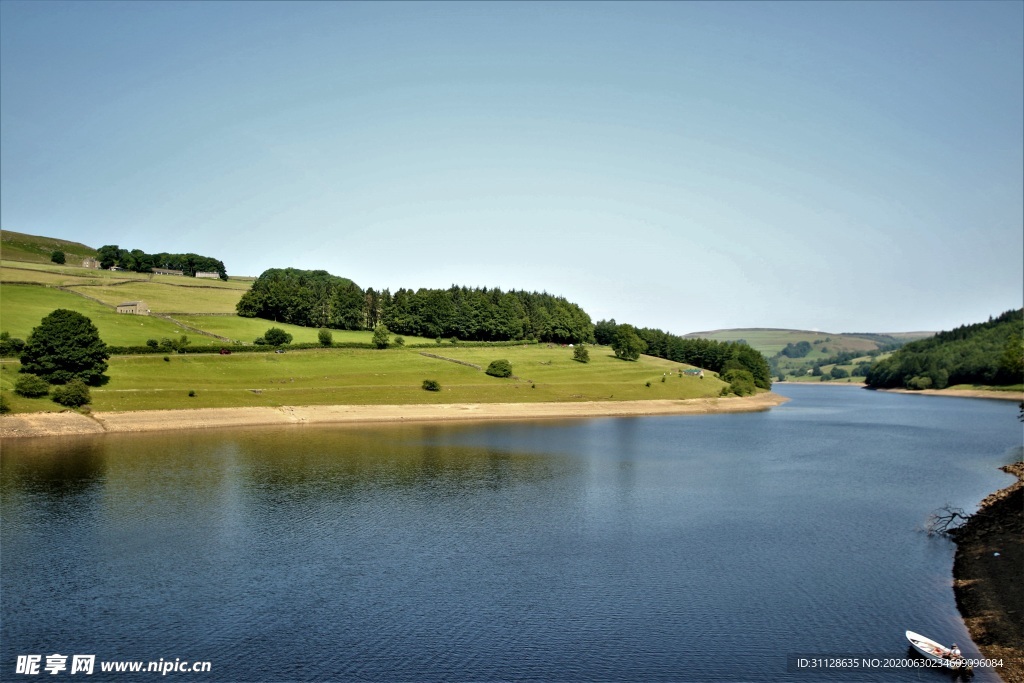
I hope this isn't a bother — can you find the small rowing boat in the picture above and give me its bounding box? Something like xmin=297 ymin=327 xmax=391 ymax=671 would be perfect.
xmin=906 ymin=630 xmax=973 ymax=672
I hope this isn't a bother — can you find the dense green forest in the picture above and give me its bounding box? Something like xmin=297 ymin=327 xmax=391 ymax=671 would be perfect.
xmin=237 ymin=268 xmax=594 ymax=344
xmin=96 ymin=245 xmax=227 ymax=280
xmin=594 ymin=319 xmax=773 ymax=389
xmin=866 ymin=309 xmax=1023 ymax=389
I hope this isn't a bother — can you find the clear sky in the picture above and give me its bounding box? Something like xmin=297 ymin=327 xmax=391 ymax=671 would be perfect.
xmin=2 ymin=1 xmax=1021 ymax=335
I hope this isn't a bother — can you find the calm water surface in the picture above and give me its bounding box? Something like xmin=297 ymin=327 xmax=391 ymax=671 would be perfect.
xmin=2 ymin=385 xmax=1021 ymax=682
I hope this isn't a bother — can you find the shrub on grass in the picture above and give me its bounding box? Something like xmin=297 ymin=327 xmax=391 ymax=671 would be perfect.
xmin=372 ymin=324 xmax=391 ymax=349
xmin=14 ymin=374 xmax=50 ymax=398
xmin=422 ymin=379 xmax=441 ymax=392
xmin=486 ymin=360 xmax=513 ymax=378
xmin=261 ymin=327 xmax=293 ymax=347
xmin=573 ymin=345 xmax=590 ymax=363
xmin=0 ymin=393 xmax=9 ymax=414
xmin=318 ymin=328 xmax=333 ymax=347
xmin=51 ymin=379 xmax=90 ymax=407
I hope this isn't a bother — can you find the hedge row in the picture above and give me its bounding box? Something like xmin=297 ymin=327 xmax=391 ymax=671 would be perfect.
xmin=104 ymin=339 xmax=539 ymax=356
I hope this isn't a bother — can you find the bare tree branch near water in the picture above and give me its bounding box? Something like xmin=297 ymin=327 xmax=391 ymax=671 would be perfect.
xmin=922 ymin=504 xmax=971 ymax=536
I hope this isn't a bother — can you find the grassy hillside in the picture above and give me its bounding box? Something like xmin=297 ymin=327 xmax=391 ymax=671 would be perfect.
xmin=0 ymin=229 xmax=98 ymax=265
xmin=1 ymin=343 xmax=727 ymax=413
xmin=1 ymin=284 xmax=199 ymax=345
xmin=685 ymin=328 xmax=902 ymax=356
xmin=0 ymin=232 xmax=762 ymax=416
xmin=170 ymin=316 xmax=435 ymax=346
xmin=63 ymin=281 xmax=243 ymax=314
xmin=2 ymin=239 xmax=727 ymax=415
xmin=2 ymin=241 xmax=257 ymax=345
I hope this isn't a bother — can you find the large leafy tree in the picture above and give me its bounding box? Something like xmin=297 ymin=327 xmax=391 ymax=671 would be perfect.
xmin=613 ymin=324 xmax=647 ymax=361
xmin=331 ymin=281 xmax=367 ymax=330
xmin=20 ymin=309 xmax=110 ymax=385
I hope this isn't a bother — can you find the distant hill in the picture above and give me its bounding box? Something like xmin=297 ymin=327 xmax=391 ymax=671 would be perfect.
xmin=0 ymin=229 xmax=98 ymax=265
xmin=685 ymin=328 xmax=933 ymax=381
xmin=684 ymin=328 xmax=929 ymax=356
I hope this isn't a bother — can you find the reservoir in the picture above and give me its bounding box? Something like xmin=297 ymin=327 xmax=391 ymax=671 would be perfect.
xmin=2 ymin=385 xmax=1020 ymax=681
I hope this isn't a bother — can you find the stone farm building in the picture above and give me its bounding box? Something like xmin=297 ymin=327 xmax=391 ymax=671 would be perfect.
xmin=152 ymin=268 xmax=183 ymax=276
xmin=116 ymin=301 xmax=149 ymax=315
xmin=195 ymin=271 xmax=220 ymax=279
xmin=82 ymin=257 xmax=100 ymax=269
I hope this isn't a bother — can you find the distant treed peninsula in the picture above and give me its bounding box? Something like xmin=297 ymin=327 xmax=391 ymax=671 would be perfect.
xmin=866 ymin=309 xmax=1023 ymax=390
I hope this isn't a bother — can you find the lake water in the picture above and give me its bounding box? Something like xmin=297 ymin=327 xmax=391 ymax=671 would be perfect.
xmin=2 ymin=385 xmax=1021 ymax=682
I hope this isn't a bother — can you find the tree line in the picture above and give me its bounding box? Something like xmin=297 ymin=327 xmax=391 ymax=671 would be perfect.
xmin=233 ymin=268 xmax=773 ymax=384
xmin=97 ymin=245 xmax=228 ymax=280
xmin=594 ymin=319 xmax=772 ymax=389
xmin=865 ymin=309 xmax=1023 ymax=390
xmin=236 ymin=268 xmax=594 ymax=344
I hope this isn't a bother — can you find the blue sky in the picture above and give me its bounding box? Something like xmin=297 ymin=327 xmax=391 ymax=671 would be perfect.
xmin=2 ymin=1 xmax=1021 ymax=335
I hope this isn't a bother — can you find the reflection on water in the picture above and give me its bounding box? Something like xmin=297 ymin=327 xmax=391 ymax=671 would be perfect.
xmin=1 ymin=386 xmax=1019 ymax=682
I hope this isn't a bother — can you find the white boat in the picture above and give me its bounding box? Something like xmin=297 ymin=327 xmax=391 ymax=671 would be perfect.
xmin=906 ymin=630 xmax=973 ymax=671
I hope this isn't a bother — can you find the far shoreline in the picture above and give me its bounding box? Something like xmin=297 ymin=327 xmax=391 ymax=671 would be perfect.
xmin=0 ymin=393 xmax=789 ymax=439
xmin=877 ymin=387 xmax=1023 ymax=401
xmin=778 ymin=381 xmax=1023 ymax=402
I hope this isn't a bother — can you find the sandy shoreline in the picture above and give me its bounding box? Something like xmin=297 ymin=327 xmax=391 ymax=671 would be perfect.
xmin=779 ymin=382 xmax=1023 ymax=401
xmin=951 ymin=462 xmax=1024 ymax=683
xmin=0 ymin=393 xmax=789 ymax=438
xmin=879 ymin=387 xmax=1024 ymax=401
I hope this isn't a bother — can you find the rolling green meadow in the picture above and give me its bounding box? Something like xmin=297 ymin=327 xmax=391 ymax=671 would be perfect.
xmin=1 ymin=235 xmax=728 ymax=414
xmin=2 ymin=344 xmax=725 ymax=413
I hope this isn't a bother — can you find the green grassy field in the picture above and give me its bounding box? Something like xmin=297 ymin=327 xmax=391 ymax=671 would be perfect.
xmin=1 ymin=253 xmax=729 ymax=414
xmin=1 ymin=262 xmax=127 ymax=287
xmin=2 ymin=255 xmax=262 ymax=344
xmin=1 ymin=284 xmax=200 ymax=345
xmin=1 ymin=344 xmax=728 ymax=413
xmin=170 ymin=316 xmax=436 ymax=346
xmin=63 ymin=281 xmax=244 ymax=314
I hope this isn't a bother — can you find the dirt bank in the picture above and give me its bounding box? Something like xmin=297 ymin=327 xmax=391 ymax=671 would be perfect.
xmin=880 ymin=388 xmax=1023 ymax=401
xmin=951 ymin=461 xmax=1024 ymax=683
xmin=0 ymin=393 xmax=789 ymax=438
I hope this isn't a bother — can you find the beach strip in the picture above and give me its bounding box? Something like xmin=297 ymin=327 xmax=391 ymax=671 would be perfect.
xmin=1 ymin=392 xmax=788 ymax=438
